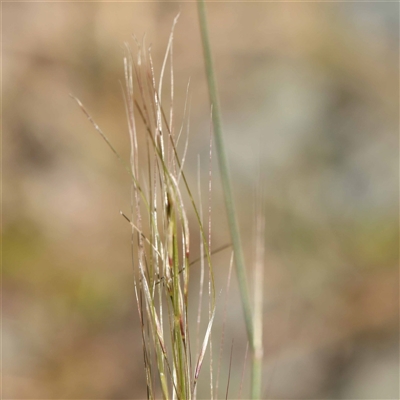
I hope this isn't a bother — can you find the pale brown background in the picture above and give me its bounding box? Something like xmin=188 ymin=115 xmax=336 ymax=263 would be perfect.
xmin=3 ymin=1 xmax=399 ymax=398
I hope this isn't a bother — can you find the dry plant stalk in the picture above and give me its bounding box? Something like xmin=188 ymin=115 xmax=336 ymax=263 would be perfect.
xmin=73 ymin=19 xmax=219 ymax=400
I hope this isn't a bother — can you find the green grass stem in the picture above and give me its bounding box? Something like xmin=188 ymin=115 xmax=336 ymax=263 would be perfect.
xmin=197 ymin=1 xmax=263 ymax=398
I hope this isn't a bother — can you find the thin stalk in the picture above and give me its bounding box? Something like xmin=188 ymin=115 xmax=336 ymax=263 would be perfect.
xmin=196 ymin=1 xmax=262 ymax=398
xmin=252 ymin=179 xmax=265 ymax=399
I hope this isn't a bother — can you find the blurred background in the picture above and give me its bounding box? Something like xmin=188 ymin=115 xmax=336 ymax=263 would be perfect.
xmin=3 ymin=1 xmax=399 ymax=398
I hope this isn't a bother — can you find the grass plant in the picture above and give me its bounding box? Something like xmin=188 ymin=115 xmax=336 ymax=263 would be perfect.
xmin=73 ymin=21 xmax=218 ymax=400
xmin=73 ymin=9 xmax=265 ymax=399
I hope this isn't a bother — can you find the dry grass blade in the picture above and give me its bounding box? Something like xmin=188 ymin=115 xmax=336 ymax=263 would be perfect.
xmin=193 ymin=306 xmax=216 ymax=395
xmin=225 ymin=339 xmax=234 ymax=400
xmin=216 ymin=252 xmax=234 ymax=398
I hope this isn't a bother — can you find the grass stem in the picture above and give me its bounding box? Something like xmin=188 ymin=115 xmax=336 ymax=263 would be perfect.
xmin=196 ymin=1 xmax=262 ymax=398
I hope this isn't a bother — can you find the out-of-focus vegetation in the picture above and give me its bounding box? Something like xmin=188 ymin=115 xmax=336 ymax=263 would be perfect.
xmin=3 ymin=2 xmax=398 ymax=398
